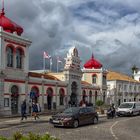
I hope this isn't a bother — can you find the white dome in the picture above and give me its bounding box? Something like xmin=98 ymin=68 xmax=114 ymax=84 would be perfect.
xmin=68 ymin=46 xmax=78 ymax=57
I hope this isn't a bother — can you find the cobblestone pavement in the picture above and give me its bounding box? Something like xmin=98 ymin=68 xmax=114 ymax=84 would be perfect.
xmin=0 ymin=116 xmax=140 ymax=140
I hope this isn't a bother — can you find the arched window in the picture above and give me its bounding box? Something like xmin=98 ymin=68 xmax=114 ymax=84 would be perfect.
xmin=11 ymin=85 xmax=19 ymax=97
xmin=31 ymin=86 xmax=39 ymax=103
xmin=59 ymin=88 xmax=65 ymax=105
xmin=47 ymin=88 xmax=53 ymax=97
xmin=16 ymin=49 xmax=22 ymax=68
xmin=89 ymin=91 xmax=92 ymax=103
xmin=92 ymin=74 xmax=97 ymax=84
xmin=7 ymin=47 xmax=13 ymax=67
xmin=82 ymin=90 xmax=86 ymax=98
xmin=73 ymin=48 xmax=78 ymax=57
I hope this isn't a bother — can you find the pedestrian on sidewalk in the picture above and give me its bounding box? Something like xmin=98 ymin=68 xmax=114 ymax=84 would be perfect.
xmin=21 ymin=100 xmax=27 ymax=121
xmin=32 ymin=101 xmax=39 ymax=120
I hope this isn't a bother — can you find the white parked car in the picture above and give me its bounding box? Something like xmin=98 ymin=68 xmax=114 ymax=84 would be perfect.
xmin=116 ymin=102 xmax=140 ymax=116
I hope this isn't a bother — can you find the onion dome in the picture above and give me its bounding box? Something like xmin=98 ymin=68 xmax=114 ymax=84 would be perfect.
xmin=84 ymin=54 xmax=102 ymax=69
xmin=0 ymin=8 xmax=23 ymax=35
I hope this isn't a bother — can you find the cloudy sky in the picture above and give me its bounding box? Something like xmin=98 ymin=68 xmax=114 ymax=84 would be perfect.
xmin=4 ymin=0 xmax=140 ymax=74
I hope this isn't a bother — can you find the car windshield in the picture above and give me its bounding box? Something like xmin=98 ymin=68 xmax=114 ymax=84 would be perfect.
xmin=63 ymin=107 xmax=79 ymax=114
xmin=119 ymin=103 xmax=134 ymax=108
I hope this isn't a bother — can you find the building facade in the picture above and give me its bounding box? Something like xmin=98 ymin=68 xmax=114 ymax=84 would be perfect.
xmin=0 ymin=8 xmax=107 ymax=116
xmin=107 ymin=71 xmax=140 ymax=107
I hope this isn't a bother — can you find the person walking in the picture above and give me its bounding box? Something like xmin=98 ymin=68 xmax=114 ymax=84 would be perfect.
xmin=21 ymin=100 xmax=27 ymax=121
xmin=37 ymin=103 xmax=41 ymax=113
xmin=32 ymin=102 xmax=39 ymax=120
xmin=111 ymin=103 xmax=116 ymax=118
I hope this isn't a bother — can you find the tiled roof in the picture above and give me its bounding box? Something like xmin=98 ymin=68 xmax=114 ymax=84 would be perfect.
xmin=81 ymin=81 xmax=91 ymax=85
xmin=107 ymin=70 xmax=139 ymax=83
xmin=28 ymin=72 xmax=60 ymax=81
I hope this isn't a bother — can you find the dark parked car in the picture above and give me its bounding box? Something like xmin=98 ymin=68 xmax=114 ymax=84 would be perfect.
xmin=50 ymin=107 xmax=98 ymax=128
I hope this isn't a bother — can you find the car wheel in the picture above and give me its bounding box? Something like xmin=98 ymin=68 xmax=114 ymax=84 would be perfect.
xmin=73 ymin=120 xmax=79 ymax=128
xmin=131 ymin=112 xmax=134 ymax=116
xmin=117 ymin=114 xmax=120 ymax=117
xmin=93 ymin=116 xmax=98 ymax=124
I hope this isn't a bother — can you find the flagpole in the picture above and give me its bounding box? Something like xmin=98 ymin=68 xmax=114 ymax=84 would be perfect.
xmin=43 ymin=56 xmax=45 ymax=73
xmin=50 ymin=58 xmax=51 ymax=71
xmin=50 ymin=58 xmax=52 ymax=72
xmin=57 ymin=59 xmax=58 ymax=73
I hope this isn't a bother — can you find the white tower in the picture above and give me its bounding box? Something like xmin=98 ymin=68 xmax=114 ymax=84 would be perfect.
xmin=64 ymin=46 xmax=82 ymax=106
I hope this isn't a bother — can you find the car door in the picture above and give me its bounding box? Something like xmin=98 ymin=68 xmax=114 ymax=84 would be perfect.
xmin=79 ymin=108 xmax=88 ymax=125
xmin=135 ymin=103 xmax=140 ymax=115
xmin=132 ymin=103 xmax=138 ymax=115
xmin=86 ymin=107 xmax=95 ymax=123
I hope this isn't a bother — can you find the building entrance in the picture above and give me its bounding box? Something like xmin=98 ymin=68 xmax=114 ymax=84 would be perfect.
xmin=47 ymin=88 xmax=53 ymax=110
xmin=70 ymin=81 xmax=78 ymax=106
xmin=11 ymin=85 xmax=19 ymax=114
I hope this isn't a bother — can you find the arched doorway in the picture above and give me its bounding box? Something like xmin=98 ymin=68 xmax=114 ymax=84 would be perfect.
xmin=30 ymin=86 xmax=39 ymax=103
xmin=11 ymin=85 xmax=19 ymax=114
xmin=47 ymin=88 xmax=53 ymax=110
xmin=89 ymin=90 xmax=92 ymax=103
xmin=95 ymin=91 xmax=98 ymax=102
xmin=82 ymin=90 xmax=87 ymax=101
xmin=59 ymin=88 xmax=65 ymax=105
xmin=70 ymin=81 xmax=78 ymax=106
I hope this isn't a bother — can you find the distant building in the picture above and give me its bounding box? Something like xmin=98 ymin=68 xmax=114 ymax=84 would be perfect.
xmin=0 ymin=7 xmax=107 ymax=116
xmin=134 ymin=70 xmax=140 ymax=82
xmin=107 ymin=71 xmax=140 ymax=107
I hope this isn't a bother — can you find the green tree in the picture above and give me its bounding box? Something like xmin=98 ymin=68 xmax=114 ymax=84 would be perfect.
xmin=95 ymin=100 xmax=104 ymax=107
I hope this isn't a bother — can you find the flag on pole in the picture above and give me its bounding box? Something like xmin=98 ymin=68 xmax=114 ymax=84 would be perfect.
xmin=57 ymin=56 xmax=63 ymax=73
xmin=43 ymin=51 xmax=51 ymax=59
xmin=43 ymin=51 xmax=51 ymax=72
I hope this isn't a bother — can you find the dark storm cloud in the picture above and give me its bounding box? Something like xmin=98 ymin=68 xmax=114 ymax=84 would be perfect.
xmin=2 ymin=0 xmax=140 ymax=73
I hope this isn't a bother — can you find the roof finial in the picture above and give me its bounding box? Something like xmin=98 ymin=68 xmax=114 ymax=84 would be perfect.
xmin=91 ymin=53 xmax=94 ymax=59
xmin=1 ymin=0 xmax=5 ymax=15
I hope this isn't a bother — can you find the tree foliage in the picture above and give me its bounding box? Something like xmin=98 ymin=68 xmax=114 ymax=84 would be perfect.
xmin=0 ymin=132 xmax=59 ymax=140
xmin=95 ymin=100 xmax=104 ymax=107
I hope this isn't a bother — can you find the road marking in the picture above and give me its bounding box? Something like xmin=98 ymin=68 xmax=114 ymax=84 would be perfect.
xmin=93 ymin=126 xmax=98 ymax=128
xmin=110 ymin=117 xmax=138 ymax=140
xmin=66 ymin=131 xmax=72 ymax=134
xmin=110 ymin=121 xmax=119 ymax=140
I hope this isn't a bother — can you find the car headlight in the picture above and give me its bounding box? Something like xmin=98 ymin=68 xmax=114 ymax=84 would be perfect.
xmin=63 ymin=117 xmax=72 ymax=121
xmin=128 ymin=109 xmax=133 ymax=113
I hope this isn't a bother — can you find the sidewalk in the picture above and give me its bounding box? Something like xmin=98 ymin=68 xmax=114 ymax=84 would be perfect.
xmin=0 ymin=113 xmax=106 ymax=129
xmin=0 ymin=115 xmax=52 ymax=129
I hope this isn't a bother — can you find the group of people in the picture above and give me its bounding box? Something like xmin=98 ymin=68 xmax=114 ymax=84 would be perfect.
xmin=21 ymin=100 xmax=41 ymax=121
xmin=79 ymin=95 xmax=93 ymax=107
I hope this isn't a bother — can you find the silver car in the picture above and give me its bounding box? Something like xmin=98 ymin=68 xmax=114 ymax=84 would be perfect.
xmin=116 ymin=102 xmax=140 ymax=116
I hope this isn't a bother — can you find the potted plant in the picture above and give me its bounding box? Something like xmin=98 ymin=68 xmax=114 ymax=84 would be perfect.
xmin=95 ymin=100 xmax=104 ymax=114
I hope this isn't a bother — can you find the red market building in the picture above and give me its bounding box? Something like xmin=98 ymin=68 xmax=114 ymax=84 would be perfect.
xmin=0 ymin=7 xmax=107 ymax=115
